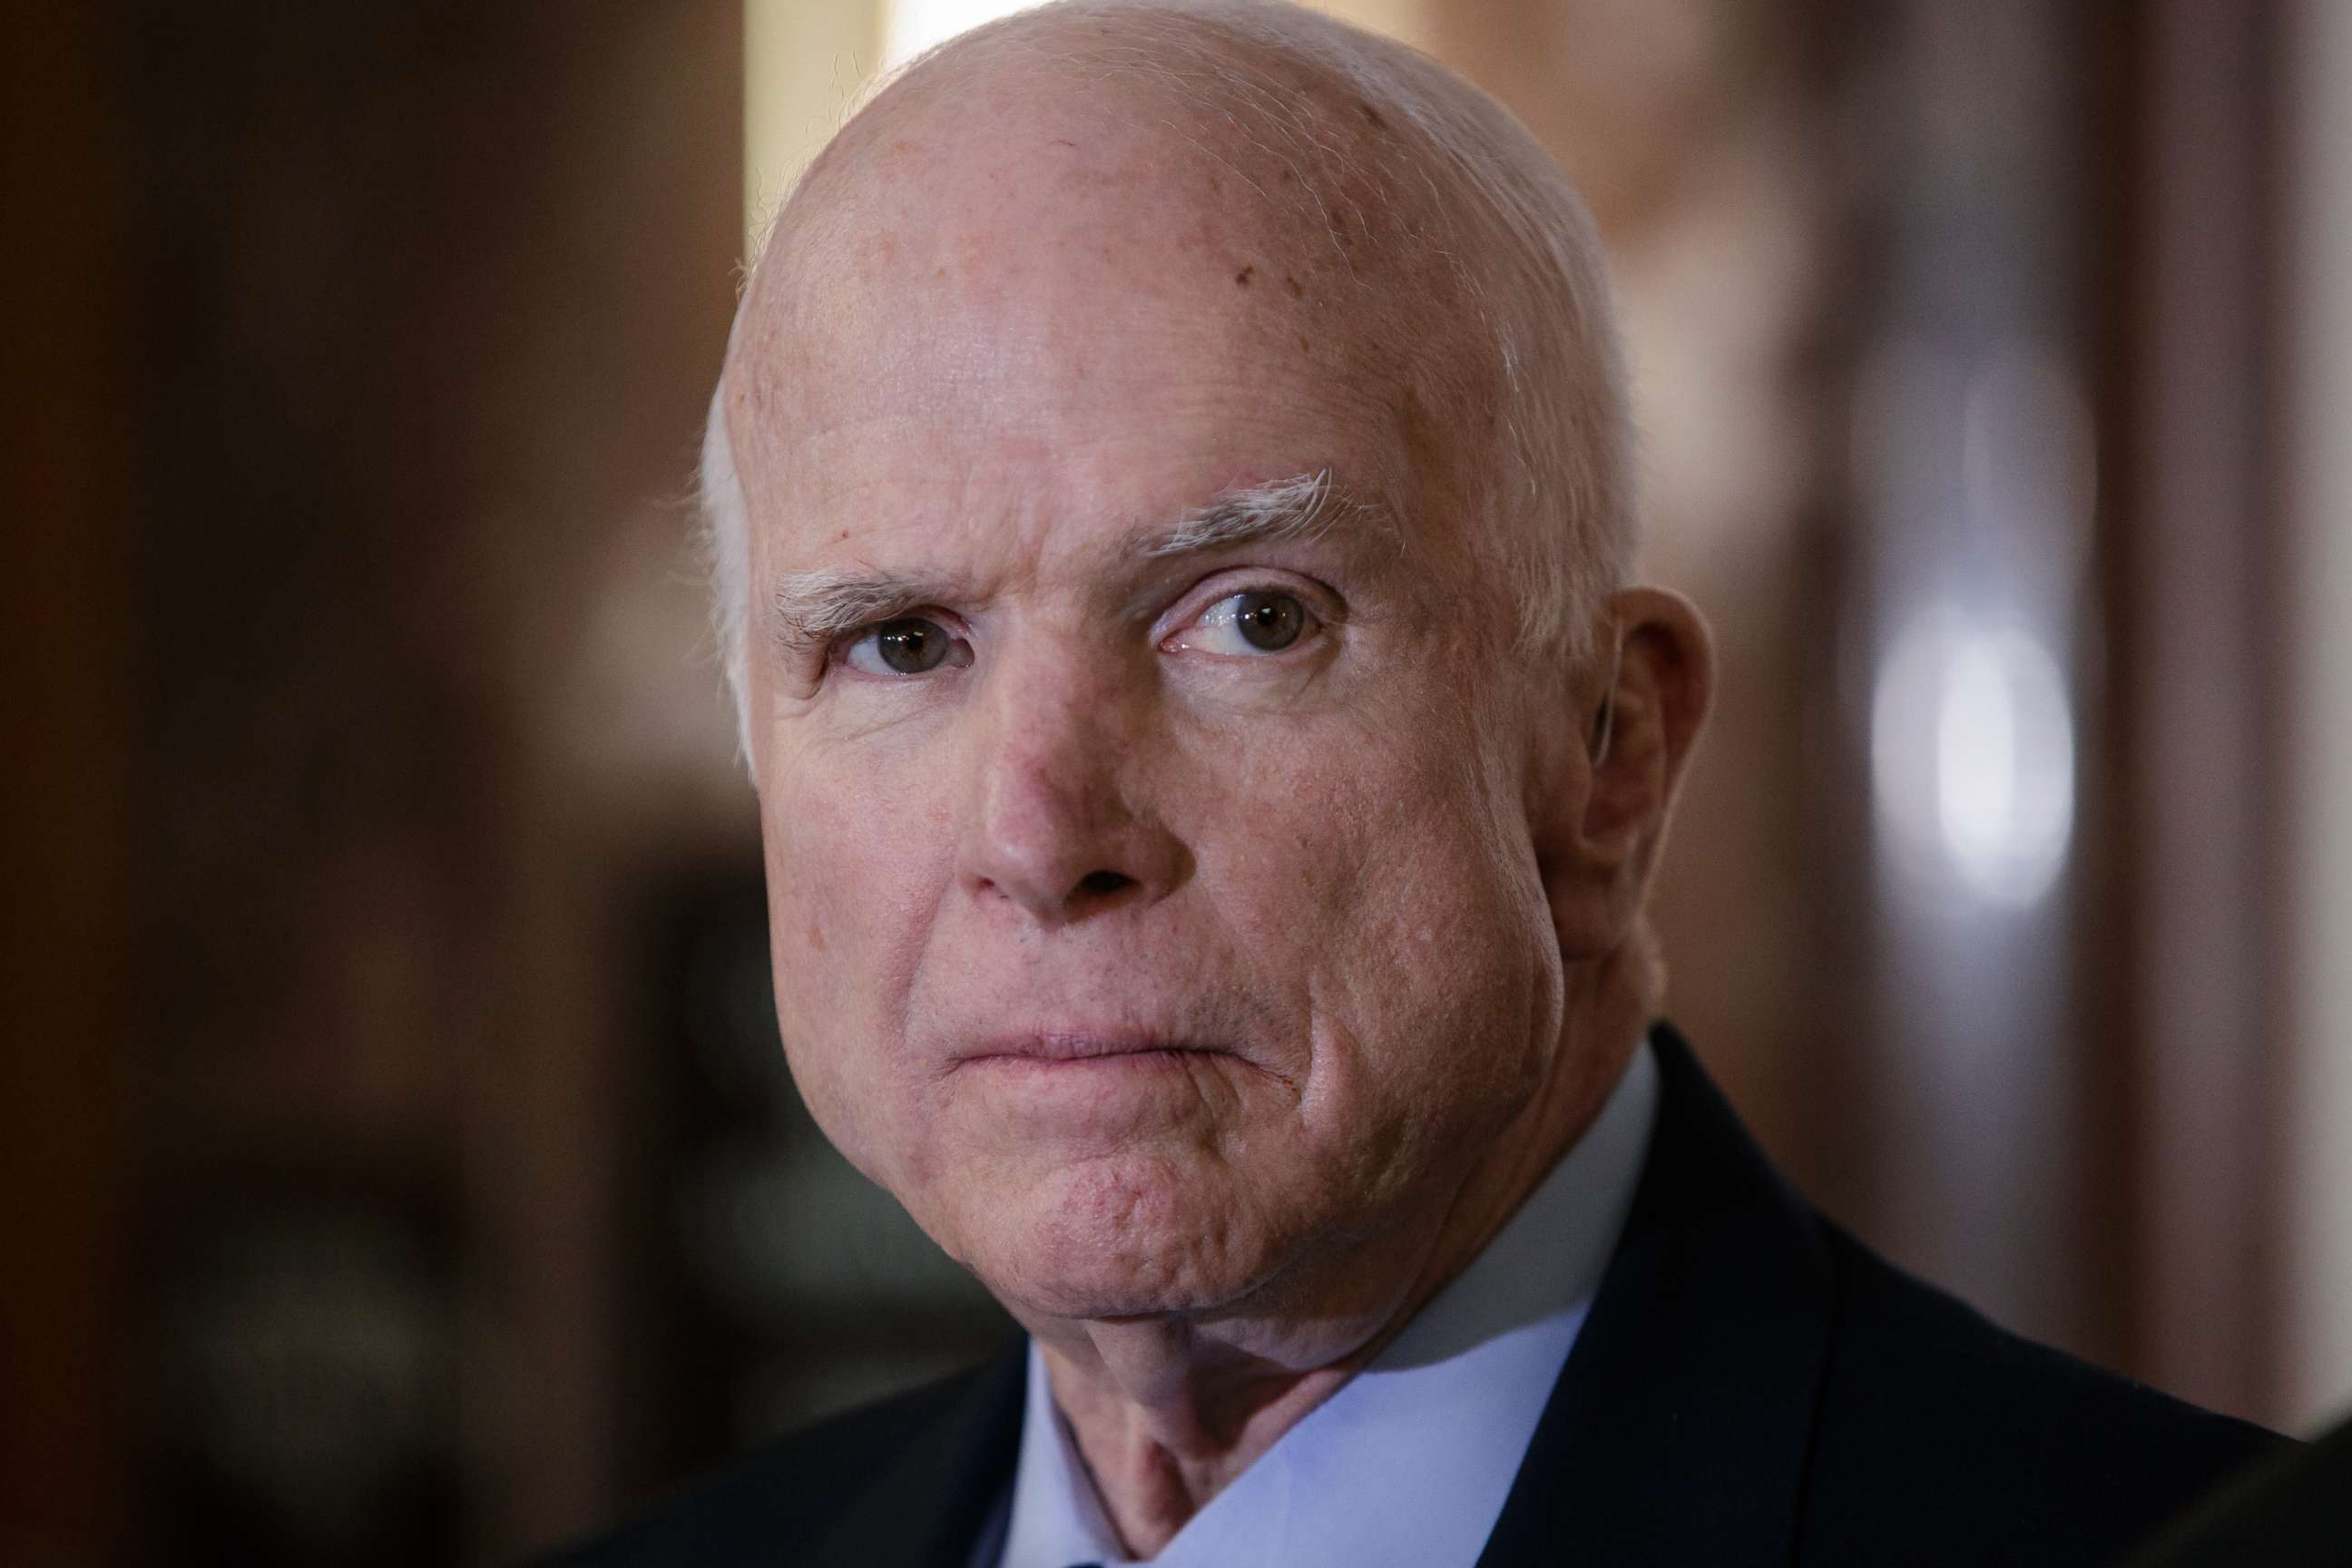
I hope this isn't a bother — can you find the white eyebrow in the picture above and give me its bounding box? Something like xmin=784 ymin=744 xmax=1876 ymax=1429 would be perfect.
xmin=768 ymin=568 xmax=952 ymax=659
xmin=1143 ymin=469 xmax=1384 ymax=557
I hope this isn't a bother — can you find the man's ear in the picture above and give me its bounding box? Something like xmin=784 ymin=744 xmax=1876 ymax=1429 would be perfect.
xmin=1534 ymin=586 xmax=1715 ymax=960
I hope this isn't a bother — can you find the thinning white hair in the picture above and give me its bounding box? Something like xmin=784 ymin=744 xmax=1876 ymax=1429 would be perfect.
xmin=698 ymin=0 xmax=1634 ymax=771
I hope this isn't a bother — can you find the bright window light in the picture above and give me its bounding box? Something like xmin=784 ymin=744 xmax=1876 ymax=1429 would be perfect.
xmin=1873 ymin=612 xmax=2076 ymax=908
xmin=885 ymin=0 xmax=1033 ymax=68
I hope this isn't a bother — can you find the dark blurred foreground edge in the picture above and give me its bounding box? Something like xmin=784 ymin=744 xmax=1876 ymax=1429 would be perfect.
xmin=2124 ymin=1410 xmax=2350 ymax=1566
xmin=534 ymin=1024 xmax=2280 ymax=1567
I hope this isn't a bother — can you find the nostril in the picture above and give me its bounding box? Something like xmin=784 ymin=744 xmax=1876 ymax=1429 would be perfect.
xmin=1074 ymin=869 xmax=1134 ymax=901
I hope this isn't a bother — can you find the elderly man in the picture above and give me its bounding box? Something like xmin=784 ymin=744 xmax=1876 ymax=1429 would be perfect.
xmin=554 ymin=3 xmax=2271 ymax=1563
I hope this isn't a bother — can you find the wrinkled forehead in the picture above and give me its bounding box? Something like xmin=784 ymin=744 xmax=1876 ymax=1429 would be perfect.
xmin=723 ymin=21 xmax=1491 ymax=536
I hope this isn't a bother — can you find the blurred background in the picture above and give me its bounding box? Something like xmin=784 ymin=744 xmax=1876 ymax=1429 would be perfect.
xmin=5 ymin=0 xmax=2347 ymax=1562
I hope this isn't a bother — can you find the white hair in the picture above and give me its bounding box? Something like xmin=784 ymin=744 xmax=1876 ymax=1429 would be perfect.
xmin=699 ymin=0 xmax=1633 ymax=773
xmin=698 ymin=379 xmax=755 ymax=757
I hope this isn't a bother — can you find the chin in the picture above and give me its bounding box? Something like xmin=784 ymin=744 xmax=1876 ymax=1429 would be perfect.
xmin=956 ymin=1160 xmax=1285 ymax=1322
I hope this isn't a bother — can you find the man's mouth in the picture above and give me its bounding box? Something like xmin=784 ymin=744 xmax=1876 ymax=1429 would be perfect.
xmin=952 ymin=1028 xmax=1225 ymax=1068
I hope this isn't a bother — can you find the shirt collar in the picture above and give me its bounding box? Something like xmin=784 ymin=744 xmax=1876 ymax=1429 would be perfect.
xmin=989 ymin=1035 xmax=1661 ymax=1568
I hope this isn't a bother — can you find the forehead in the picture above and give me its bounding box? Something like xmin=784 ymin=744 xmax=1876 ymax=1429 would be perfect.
xmin=726 ymin=51 xmax=1483 ymax=570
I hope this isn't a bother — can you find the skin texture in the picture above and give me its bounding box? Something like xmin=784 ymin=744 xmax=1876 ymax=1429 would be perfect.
xmin=720 ymin=6 xmax=1714 ymax=1553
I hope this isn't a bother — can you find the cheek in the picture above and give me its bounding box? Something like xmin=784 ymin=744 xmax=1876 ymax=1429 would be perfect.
xmin=1213 ymin=670 xmax=1537 ymax=933
xmin=1214 ymin=697 xmax=1557 ymax=1156
xmin=760 ymin=742 xmax=959 ymax=1169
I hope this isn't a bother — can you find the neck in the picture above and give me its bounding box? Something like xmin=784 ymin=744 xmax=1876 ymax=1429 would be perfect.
xmin=1030 ymin=954 xmax=1653 ymax=1556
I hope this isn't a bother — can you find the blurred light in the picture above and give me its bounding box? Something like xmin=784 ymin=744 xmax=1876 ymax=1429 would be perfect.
xmin=1873 ymin=612 xmax=2075 ymax=907
xmin=886 ymin=0 xmax=1032 ymax=68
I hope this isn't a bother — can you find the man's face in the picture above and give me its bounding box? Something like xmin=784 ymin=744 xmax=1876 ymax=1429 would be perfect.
xmin=730 ymin=103 xmax=1576 ymax=1325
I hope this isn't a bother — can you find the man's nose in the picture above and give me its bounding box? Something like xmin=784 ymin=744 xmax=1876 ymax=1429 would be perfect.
xmin=956 ymin=666 xmax=1186 ymax=926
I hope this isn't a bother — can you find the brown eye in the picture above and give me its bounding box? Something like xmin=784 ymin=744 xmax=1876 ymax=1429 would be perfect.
xmin=1170 ymin=589 xmax=1321 ymax=659
xmin=1231 ymin=592 xmax=1305 ymax=651
xmin=846 ymin=616 xmax=969 ymax=677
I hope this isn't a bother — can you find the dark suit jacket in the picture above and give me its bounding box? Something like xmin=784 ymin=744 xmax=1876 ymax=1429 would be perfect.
xmin=544 ymin=1024 xmax=2278 ymax=1566
xmin=2124 ymin=1410 xmax=2349 ymax=1566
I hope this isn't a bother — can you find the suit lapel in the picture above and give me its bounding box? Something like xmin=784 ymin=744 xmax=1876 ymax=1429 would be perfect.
xmin=806 ymin=1336 xmax=1028 ymax=1568
xmin=1475 ymin=1024 xmax=1837 ymax=1567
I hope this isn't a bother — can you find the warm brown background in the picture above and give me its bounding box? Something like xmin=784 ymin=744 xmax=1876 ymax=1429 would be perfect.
xmin=5 ymin=3 xmax=2346 ymax=1564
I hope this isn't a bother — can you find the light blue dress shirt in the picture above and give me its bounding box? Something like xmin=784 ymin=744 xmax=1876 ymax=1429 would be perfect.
xmin=977 ymin=1037 xmax=1660 ymax=1568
